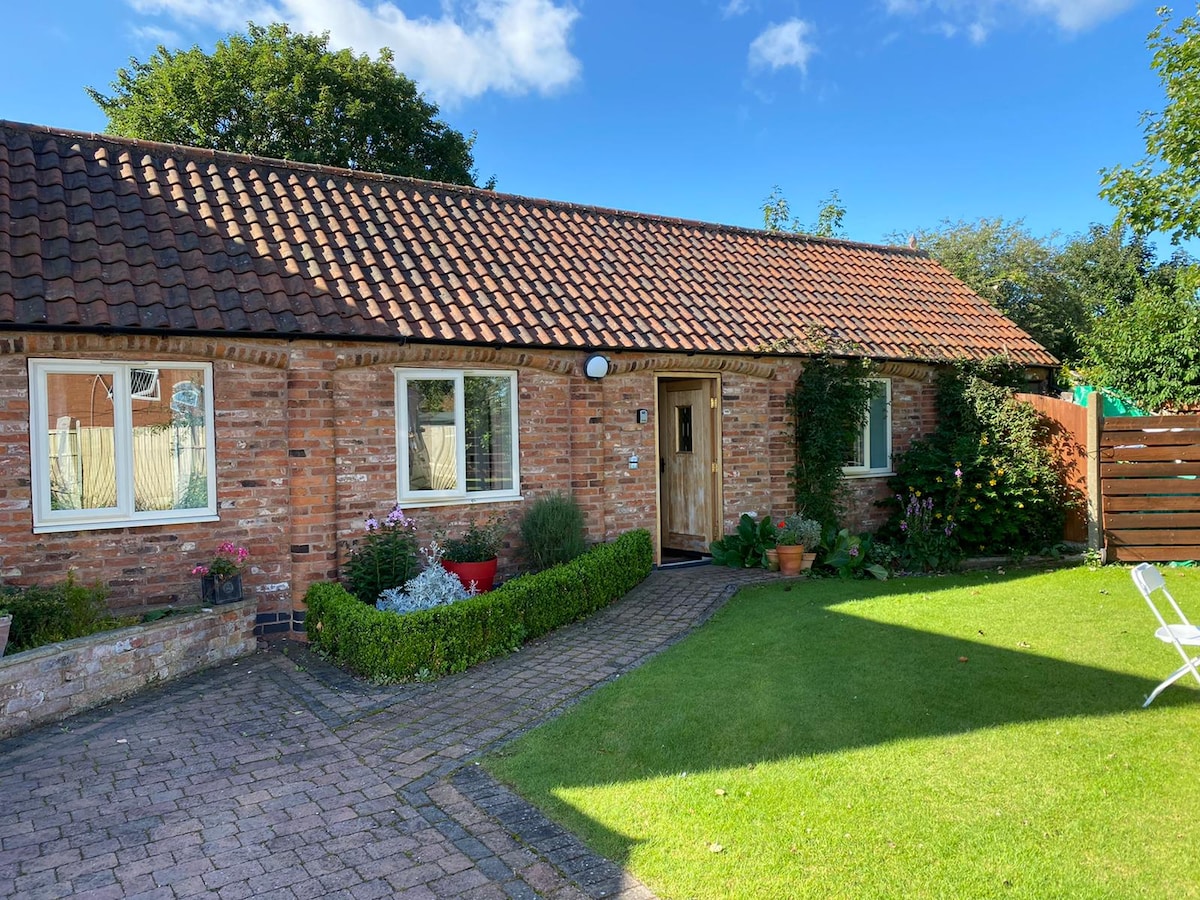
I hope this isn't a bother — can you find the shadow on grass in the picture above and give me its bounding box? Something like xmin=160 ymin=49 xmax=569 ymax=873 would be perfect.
xmin=488 ymin=569 xmax=1180 ymax=867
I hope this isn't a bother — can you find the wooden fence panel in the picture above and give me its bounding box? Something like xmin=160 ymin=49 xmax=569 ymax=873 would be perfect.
xmin=1017 ymin=393 xmax=1088 ymax=542
xmin=1099 ymin=414 xmax=1200 ymax=562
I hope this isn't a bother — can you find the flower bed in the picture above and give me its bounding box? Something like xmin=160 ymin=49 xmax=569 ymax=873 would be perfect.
xmin=0 ymin=600 xmax=256 ymax=740
xmin=306 ymin=529 xmax=654 ymax=682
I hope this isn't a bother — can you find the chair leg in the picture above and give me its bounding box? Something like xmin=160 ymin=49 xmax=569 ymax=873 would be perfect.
xmin=1144 ymin=656 xmax=1200 ymax=708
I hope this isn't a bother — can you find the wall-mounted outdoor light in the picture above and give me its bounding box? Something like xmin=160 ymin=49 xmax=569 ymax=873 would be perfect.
xmin=584 ymin=352 xmax=610 ymax=380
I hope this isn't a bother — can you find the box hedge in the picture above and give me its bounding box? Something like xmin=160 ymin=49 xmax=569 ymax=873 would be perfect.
xmin=306 ymin=528 xmax=654 ymax=682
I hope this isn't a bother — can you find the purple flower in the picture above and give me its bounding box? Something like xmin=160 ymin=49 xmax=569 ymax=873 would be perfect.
xmin=954 ymin=468 xmax=963 ymax=478
xmin=365 ymin=516 xmax=379 ymax=532
xmin=849 ymin=546 xmax=859 ymax=557
xmin=900 ymin=521 xmax=908 ymax=532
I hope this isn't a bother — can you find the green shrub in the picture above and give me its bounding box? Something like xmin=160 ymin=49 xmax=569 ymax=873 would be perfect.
xmin=519 ymin=493 xmax=586 ymax=571
xmin=343 ymin=505 xmax=420 ymax=604
xmin=307 ymin=529 xmax=653 ymax=682
xmin=0 ymin=573 xmax=115 ymax=653
xmin=884 ymin=360 xmax=1067 ymax=555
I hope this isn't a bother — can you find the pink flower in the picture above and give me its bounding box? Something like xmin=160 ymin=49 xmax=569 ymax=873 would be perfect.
xmin=192 ymin=565 xmax=210 ymax=576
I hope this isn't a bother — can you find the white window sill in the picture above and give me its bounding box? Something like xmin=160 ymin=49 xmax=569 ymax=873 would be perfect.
xmin=842 ymin=470 xmax=895 ymax=480
xmin=398 ymin=493 xmax=523 ymax=509
xmin=34 ymin=513 xmax=221 ymax=534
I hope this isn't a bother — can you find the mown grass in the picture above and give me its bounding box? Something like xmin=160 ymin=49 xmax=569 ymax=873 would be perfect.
xmin=486 ymin=566 xmax=1200 ymax=899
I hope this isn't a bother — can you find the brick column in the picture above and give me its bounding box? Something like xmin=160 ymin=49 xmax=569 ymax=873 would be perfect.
xmin=285 ymin=345 xmax=338 ymax=637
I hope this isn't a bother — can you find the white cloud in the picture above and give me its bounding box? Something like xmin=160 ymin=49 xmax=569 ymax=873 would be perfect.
xmin=748 ymin=19 xmax=817 ymax=74
xmin=130 ymin=24 xmax=183 ymax=47
xmin=721 ymin=0 xmax=750 ymax=16
xmin=881 ymin=0 xmax=1137 ymax=38
xmin=126 ymin=0 xmax=582 ymax=103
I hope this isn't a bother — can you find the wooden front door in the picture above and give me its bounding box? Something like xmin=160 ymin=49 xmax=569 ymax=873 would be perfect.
xmin=658 ymin=378 xmax=719 ymax=554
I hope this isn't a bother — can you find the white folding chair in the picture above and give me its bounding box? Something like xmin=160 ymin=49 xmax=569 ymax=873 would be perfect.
xmin=1131 ymin=562 xmax=1200 ymax=708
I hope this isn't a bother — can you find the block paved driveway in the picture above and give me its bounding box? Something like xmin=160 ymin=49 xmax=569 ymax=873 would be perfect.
xmin=0 ymin=565 xmax=767 ymax=900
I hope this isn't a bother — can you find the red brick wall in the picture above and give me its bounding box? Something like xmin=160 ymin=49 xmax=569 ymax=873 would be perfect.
xmin=1 ymin=333 xmax=942 ymax=634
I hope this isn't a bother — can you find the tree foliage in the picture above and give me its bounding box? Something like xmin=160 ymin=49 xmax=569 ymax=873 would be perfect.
xmin=1101 ymin=6 xmax=1200 ymax=242
xmin=87 ymin=23 xmax=482 ymax=185
xmin=1082 ymin=271 xmax=1200 ymax=411
xmin=900 ymin=218 xmax=1088 ymax=363
xmin=762 ymin=186 xmax=846 ymax=237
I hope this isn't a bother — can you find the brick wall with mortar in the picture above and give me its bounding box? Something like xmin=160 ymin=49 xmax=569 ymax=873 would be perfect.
xmin=1 ymin=332 xmax=941 ymax=636
xmin=0 ymin=599 xmax=255 ymax=739
xmin=0 ymin=334 xmax=293 ymax=632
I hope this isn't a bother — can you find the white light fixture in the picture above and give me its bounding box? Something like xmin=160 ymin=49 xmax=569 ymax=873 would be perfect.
xmin=584 ymin=353 xmax=610 ymax=380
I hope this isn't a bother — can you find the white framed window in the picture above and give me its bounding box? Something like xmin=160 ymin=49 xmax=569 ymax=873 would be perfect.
xmin=844 ymin=378 xmax=892 ymax=476
xmin=396 ymin=368 xmax=520 ymax=504
xmin=29 ymin=359 xmax=218 ymax=532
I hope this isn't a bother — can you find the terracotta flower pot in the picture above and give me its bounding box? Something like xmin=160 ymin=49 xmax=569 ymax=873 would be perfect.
xmin=442 ymin=558 xmax=498 ymax=593
xmin=0 ymin=613 xmax=10 ymax=657
xmin=765 ymin=548 xmax=780 ymax=572
xmin=776 ymin=544 xmax=805 ymax=576
xmin=801 ymin=552 xmax=816 ymax=572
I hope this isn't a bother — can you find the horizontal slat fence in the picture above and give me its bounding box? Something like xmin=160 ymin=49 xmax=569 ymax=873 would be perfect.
xmin=1100 ymin=414 xmax=1200 ymax=562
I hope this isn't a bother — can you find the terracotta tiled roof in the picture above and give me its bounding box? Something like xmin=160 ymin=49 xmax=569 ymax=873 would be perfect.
xmin=0 ymin=121 xmax=1056 ymax=366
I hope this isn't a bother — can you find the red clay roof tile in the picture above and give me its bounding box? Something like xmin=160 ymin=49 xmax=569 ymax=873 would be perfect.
xmin=0 ymin=121 xmax=1056 ymax=365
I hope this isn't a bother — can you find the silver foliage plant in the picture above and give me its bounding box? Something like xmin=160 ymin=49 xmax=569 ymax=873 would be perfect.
xmin=375 ymin=540 xmax=478 ymax=615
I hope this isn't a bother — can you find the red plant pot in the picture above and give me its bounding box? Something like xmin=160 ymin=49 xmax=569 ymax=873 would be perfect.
xmin=441 ymin=558 xmax=498 ymax=593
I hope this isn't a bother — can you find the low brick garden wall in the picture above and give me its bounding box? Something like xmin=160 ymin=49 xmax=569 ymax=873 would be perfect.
xmin=0 ymin=600 xmax=257 ymax=740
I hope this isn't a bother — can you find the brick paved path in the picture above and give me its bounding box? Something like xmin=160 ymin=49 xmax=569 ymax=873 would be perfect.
xmin=0 ymin=565 xmax=767 ymax=899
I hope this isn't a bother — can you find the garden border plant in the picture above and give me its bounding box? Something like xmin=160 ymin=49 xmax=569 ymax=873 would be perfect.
xmin=306 ymin=529 xmax=654 ymax=682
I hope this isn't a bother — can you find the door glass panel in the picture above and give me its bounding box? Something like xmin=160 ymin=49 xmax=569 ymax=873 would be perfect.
xmin=407 ymin=379 xmax=457 ymax=492
xmin=133 ymin=369 xmax=210 ymax=511
xmin=46 ymin=371 xmax=117 ymax=510
xmin=465 ymin=375 xmax=514 ymax=492
xmin=677 ymin=405 xmax=693 ymax=453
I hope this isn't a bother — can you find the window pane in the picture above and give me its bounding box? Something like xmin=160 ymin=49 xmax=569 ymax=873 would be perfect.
xmin=676 ymin=405 xmax=693 ymax=453
xmin=407 ymin=379 xmax=457 ymax=492
xmin=868 ymin=384 xmax=889 ymax=470
xmin=465 ymin=375 xmax=514 ymax=492
xmin=132 ymin=370 xmax=210 ymax=511
xmin=45 ymin=372 xmax=118 ymax=510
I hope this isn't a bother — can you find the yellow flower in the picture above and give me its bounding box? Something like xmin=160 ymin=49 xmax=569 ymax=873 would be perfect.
xmin=947 ymin=515 xmax=954 ymax=521
xmin=936 ymin=476 xmax=943 ymax=483
xmin=935 ymin=513 xmax=943 ymax=519
xmin=974 ymin=504 xmax=982 ymax=510
xmin=980 ymin=436 xmax=989 ymax=445
xmin=996 ymin=468 xmax=1005 ymax=476
xmin=989 ymin=479 xmax=997 ymax=486
xmin=1017 ymin=502 xmax=1024 ymax=508
xmin=975 ymin=483 xmax=982 ymax=490
xmin=915 ymin=491 xmax=922 ymax=497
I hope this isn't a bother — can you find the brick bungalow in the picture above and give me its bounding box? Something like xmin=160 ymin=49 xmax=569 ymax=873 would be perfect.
xmin=0 ymin=121 xmax=1055 ymax=636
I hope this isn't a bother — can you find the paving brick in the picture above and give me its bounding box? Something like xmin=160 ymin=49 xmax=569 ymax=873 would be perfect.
xmin=0 ymin=567 xmax=759 ymax=900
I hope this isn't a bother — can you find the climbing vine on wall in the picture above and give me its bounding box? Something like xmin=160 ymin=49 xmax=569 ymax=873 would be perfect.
xmin=788 ymin=355 xmax=876 ymax=531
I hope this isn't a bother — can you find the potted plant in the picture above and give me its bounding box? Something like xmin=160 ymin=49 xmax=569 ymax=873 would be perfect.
xmin=0 ymin=608 xmax=10 ymax=658
xmin=192 ymin=541 xmax=250 ymax=604
xmin=775 ymin=515 xmax=822 ymax=576
xmin=440 ymin=518 xmax=506 ymax=593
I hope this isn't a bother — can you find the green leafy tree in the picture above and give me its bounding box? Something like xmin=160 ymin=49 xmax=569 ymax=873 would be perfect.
xmin=1083 ymin=270 xmax=1200 ymax=411
xmin=761 ymin=186 xmax=846 ymax=237
xmin=87 ymin=22 xmax=483 ymax=185
xmin=898 ymin=218 xmax=1087 ymax=363
xmin=1101 ymin=6 xmax=1200 ymax=242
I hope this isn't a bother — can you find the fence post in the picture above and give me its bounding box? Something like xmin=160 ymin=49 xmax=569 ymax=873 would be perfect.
xmin=1086 ymin=392 xmax=1103 ymax=554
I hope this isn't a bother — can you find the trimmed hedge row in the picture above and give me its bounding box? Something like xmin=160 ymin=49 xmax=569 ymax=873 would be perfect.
xmin=306 ymin=529 xmax=654 ymax=682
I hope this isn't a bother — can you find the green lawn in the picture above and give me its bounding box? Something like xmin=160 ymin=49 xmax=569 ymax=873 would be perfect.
xmin=485 ymin=566 xmax=1200 ymax=899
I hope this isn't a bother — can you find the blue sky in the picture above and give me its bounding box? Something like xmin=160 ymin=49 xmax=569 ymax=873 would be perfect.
xmin=0 ymin=0 xmax=1168 ymax=248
